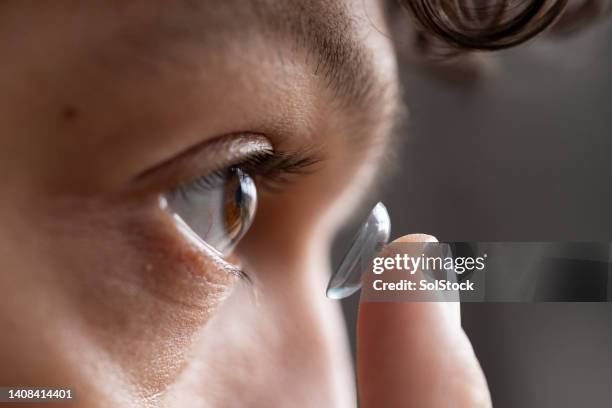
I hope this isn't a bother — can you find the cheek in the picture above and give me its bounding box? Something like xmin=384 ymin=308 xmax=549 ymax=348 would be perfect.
xmin=171 ymin=257 xmax=355 ymax=406
xmin=3 ymin=199 xmax=242 ymax=395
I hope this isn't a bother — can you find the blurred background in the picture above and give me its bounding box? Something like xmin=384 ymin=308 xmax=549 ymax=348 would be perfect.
xmin=335 ymin=14 xmax=612 ymax=408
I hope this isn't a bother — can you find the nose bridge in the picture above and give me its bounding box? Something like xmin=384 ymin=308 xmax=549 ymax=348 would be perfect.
xmin=265 ymin=257 xmax=356 ymax=406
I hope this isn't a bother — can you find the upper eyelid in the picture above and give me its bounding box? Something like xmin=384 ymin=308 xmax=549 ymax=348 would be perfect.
xmin=128 ymin=132 xmax=325 ymax=199
xmin=128 ymin=133 xmax=273 ymax=195
xmin=170 ymin=148 xmax=323 ymax=198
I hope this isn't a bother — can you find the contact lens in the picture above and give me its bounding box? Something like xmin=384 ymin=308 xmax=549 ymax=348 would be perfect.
xmin=163 ymin=168 xmax=257 ymax=255
xmin=326 ymin=202 xmax=391 ymax=299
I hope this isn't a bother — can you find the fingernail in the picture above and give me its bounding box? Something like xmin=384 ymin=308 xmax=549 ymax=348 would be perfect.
xmin=326 ymin=202 xmax=391 ymax=299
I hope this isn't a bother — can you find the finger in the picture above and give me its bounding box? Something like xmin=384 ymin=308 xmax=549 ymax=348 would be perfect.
xmin=357 ymin=234 xmax=491 ymax=408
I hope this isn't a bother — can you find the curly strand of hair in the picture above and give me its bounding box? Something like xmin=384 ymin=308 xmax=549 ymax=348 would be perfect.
xmin=400 ymin=0 xmax=569 ymax=51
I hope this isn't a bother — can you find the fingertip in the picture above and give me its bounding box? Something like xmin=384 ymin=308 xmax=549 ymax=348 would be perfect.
xmin=377 ymin=233 xmax=460 ymax=325
xmin=357 ymin=233 xmax=490 ymax=407
xmin=390 ymin=233 xmax=437 ymax=244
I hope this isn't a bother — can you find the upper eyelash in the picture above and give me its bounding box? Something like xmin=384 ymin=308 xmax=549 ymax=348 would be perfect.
xmin=169 ymin=149 xmax=322 ymax=198
xmin=242 ymin=149 xmax=322 ymax=190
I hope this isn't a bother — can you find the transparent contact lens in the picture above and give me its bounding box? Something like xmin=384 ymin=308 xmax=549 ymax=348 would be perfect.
xmin=162 ymin=168 xmax=257 ymax=255
xmin=326 ymin=202 xmax=391 ymax=299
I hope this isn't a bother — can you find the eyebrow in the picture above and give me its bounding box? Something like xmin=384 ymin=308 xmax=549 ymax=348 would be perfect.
xmin=270 ymin=3 xmax=402 ymax=156
xmin=267 ymin=1 xmax=380 ymax=109
xmin=258 ymin=0 xmax=403 ymax=149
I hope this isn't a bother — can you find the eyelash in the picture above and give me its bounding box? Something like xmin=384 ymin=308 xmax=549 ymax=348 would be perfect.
xmin=169 ymin=150 xmax=321 ymax=198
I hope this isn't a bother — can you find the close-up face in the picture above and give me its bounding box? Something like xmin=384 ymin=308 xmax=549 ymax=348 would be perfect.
xmin=3 ymin=1 xmax=609 ymax=407
xmin=0 ymin=0 xmax=398 ymax=406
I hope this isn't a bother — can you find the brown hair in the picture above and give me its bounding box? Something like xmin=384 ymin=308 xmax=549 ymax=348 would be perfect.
xmin=397 ymin=0 xmax=610 ymax=55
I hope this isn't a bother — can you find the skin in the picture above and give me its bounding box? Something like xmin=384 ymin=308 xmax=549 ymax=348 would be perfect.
xmin=0 ymin=1 xmax=490 ymax=407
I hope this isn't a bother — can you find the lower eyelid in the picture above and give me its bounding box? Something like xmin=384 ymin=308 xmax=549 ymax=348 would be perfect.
xmin=169 ymin=209 xmax=247 ymax=279
xmin=75 ymin=202 xmax=243 ymax=313
xmin=138 ymin=210 xmax=242 ymax=306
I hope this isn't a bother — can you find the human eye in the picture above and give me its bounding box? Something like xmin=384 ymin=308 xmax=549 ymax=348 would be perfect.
xmin=152 ymin=134 xmax=320 ymax=263
xmin=161 ymin=166 xmax=257 ymax=256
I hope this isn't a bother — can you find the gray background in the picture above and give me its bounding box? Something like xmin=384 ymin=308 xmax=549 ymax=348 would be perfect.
xmin=337 ymin=17 xmax=612 ymax=408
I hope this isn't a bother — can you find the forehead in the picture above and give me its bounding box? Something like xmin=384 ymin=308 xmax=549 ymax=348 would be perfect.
xmin=101 ymin=0 xmax=396 ymax=137
xmin=0 ymin=0 xmax=398 ymax=190
xmin=1 ymin=0 xmax=390 ymax=106
xmin=109 ymin=0 xmax=376 ymax=102
xmin=74 ymin=0 xmax=360 ymax=52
